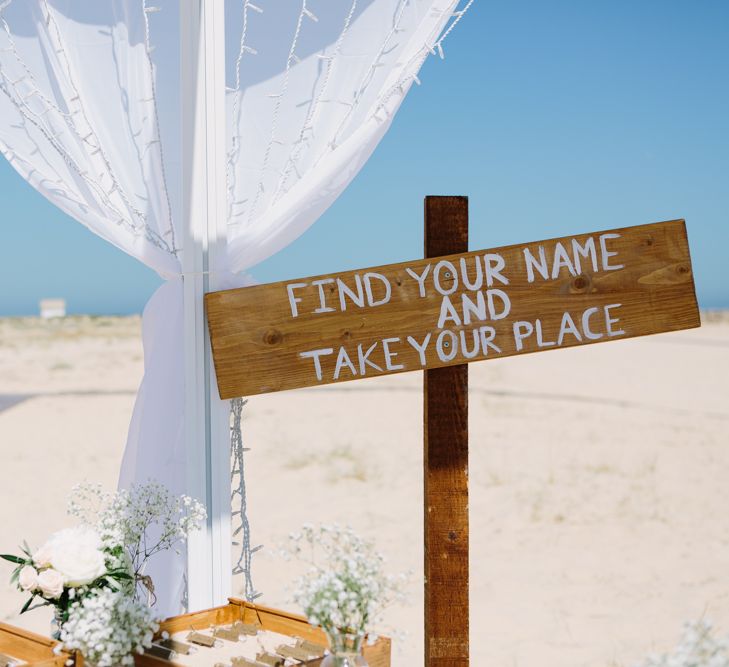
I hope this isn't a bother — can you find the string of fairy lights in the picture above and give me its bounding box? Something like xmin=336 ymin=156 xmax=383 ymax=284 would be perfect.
xmin=230 ymin=397 xmax=261 ymax=602
xmin=245 ymin=1 xmax=313 ymax=225
xmin=270 ymin=0 xmax=359 ymax=206
xmin=226 ymin=0 xmax=475 ymax=232
xmin=0 ymin=0 xmax=176 ymax=255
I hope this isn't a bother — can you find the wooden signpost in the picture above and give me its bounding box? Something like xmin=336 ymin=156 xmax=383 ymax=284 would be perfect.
xmin=207 ymin=215 xmax=698 ymax=398
xmin=205 ymin=198 xmax=700 ymax=667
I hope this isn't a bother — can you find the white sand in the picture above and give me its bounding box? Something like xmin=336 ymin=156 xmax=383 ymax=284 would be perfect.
xmin=1 ymin=314 xmax=728 ymax=666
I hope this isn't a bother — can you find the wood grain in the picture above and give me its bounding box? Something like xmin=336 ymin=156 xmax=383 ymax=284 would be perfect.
xmin=0 ymin=622 xmax=69 ymax=667
xmin=206 ymin=219 xmax=700 ymax=399
xmin=424 ymin=197 xmax=469 ymax=667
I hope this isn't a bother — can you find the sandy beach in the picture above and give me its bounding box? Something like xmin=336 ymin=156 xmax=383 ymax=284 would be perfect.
xmin=1 ymin=313 xmax=728 ymax=666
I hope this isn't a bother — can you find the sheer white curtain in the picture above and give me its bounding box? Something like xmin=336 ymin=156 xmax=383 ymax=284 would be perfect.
xmin=0 ymin=0 xmax=470 ymax=616
xmin=223 ymin=0 xmax=471 ymax=271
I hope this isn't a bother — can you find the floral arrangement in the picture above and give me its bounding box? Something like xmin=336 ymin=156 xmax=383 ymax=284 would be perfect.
xmin=2 ymin=481 xmax=206 ymax=667
xmin=285 ymin=524 xmax=408 ymax=643
xmin=1 ymin=525 xmax=132 ymax=624
xmin=633 ymin=620 xmax=729 ymax=667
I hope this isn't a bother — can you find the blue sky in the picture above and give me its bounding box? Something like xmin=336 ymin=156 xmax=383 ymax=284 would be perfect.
xmin=0 ymin=0 xmax=727 ymax=315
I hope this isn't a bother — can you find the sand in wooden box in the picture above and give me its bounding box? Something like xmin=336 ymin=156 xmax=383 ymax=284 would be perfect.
xmin=0 ymin=623 xmax=70 ymax=667
xmin=135 ymin=599 xmax=391 ymax=667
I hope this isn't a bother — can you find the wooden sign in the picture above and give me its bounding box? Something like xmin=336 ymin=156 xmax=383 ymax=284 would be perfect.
xmin=206 ymin=219 xmax=699 ymax=399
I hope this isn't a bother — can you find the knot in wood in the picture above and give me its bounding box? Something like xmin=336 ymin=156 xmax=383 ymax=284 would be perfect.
xmin=263 ymin=329 xmax=283 ymax=345
xmin=571 ymin=273 xmax=591 ymax=292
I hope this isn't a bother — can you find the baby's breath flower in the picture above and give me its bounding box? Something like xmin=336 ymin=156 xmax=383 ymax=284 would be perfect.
xmin=284 ymin=524 xmax=408 ymax=638
xmin=60 ymin=588 xmax=159 ymax=667
xmin=68 ymin=481 xmax=206 ymax=602
xmin=633 ymin=620 xmax=729 ymax=667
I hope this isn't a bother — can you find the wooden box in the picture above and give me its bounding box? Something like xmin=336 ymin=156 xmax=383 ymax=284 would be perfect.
xmin=136 ymin=598 xmax=391 ymax=667
xmin=0 ymin=622 xmax=70 ymax=667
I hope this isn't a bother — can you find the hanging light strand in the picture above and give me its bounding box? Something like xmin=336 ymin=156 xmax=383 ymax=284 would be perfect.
xmin=373 ymin=0 xmax=475 ymax=122
xmin=0 ymin=127 xmax=101 ymax=224
xmin=0 ymin=24 xmax=69 ymax=184
xmin=141 ymin=0 xmax=177 ymax=251
xmin=230 ymin=398 xmax=262 ymax=601
xmin=227 ymin=0 xmax=258 ymax=226
xmin=246 ymin=0 xmax=308 ymax=225
xmin=98 ymin=2 xmax=175 ymax=247
xmin=293 ymin=0 xmax=410 ymax=176
xmin=40 ymin=0 xmax=162 ymax=245
xmin=0 ymin=76 xmax=171 ymax=251
xmin=0 ymin=0 xmax=175 ymax=253
xmin=0 ymin=5 xmax=106 ymax=202
xmin=0 ymin=70 xmax=150 ymax=242
xmin=435 ymin=0 xmax=474 ymax=49
xmin=319 ymin=0 xmax=412 ymax=158
xmin=270 ymin=0 xmax=359 ymax=206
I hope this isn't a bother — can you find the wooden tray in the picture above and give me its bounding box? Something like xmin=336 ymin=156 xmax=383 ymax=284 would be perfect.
xmin=0 ymin=622 xmax=70 ymax=667
xmin=135 ymin=598 xmax=391 ymax=667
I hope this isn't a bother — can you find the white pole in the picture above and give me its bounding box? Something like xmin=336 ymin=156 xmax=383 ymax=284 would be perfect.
xmin=180 ymin=0 xmax=231 ymax=611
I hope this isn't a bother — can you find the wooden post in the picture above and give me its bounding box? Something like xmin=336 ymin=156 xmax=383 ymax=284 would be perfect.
xmin=424 ymin=196 xmax=469 ymax=666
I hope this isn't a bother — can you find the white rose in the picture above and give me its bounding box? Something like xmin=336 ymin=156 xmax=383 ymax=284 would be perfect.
xmin=47 ymin=526 xmax=107 ymax=587
xmin=33 ymin=543 xmax=53 ymax=568
xmin=18 ymin=565 xmax=39 ymax=592
xmin=37 ymin=568 xmax=64 ymax=599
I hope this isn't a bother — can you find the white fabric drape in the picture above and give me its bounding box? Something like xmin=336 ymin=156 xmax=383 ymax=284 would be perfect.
xmin=223 ymin=0 xmax=468 ymax=271
xmin=0 ymin=0 xmax=469 ymax=616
